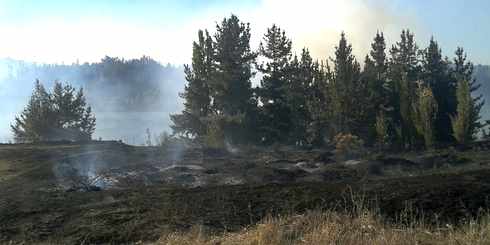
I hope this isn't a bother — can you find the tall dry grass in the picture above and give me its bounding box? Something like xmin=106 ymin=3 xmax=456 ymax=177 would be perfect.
xmin=155 ymin=208 xmax=490 ymax=245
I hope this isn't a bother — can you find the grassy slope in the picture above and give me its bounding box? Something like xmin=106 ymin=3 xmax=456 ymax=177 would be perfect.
xmin=1 ymin=142 xmax=490 ymax=244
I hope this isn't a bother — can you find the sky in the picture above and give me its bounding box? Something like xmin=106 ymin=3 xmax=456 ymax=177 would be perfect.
xmin=0 ymin=0 xmax=488 ymax=65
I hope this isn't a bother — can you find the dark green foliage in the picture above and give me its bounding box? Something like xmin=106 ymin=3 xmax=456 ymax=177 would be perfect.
xmin=288 ymin=49 xmax=320 ymax=145
xmin=171 ymin=30 xmax=213 ymax=138
xmin=387 ymin=30 xmax=421 ymax=149
xmin=305 ymin=59 xmax=331 ymax=146
xmin=256 ymin=24 xmax=293 ymax=143
xmin=11 ymin=81 xmax=52 ymax=142
xmin=212 ymin=15 xmax=256 ymax=116
xmin=452 ymin=48 xmax=484 ymax=140
xmin=422 ymin=38 xmax=454 ymax=143
xmin=389 ymin=30 xmax=421 ymax=81
xmin=171 ymin=15 xmax=257 ymax=146
xmin=11 ymin=80 xmax=96 ymax=142
xmin=211 ymin=15 xmax=257 ymax=144
xmin=329 ymin=32 xmax=362 ymax=136
xmin=172 ymin=15 xmax=486 ymax=149
xmin=362 ymin=32 xmax=389 ymax=144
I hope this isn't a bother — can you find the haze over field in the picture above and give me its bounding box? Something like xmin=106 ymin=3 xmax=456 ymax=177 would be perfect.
xmin=0 ymin=58 xmax=186 ymax=144
xmin=0 ymin=0 xmax=489 ymax=143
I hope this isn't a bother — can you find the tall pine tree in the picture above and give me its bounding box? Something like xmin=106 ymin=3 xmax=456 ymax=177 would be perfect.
xmin=288 ymin=49 xmax=319 ymax=145
xmin=452 ymin=47 xmax=484 ymax=141
xmin=171 ymin=30 xmax=213 ymax=138
xmin=388 ymin=30 xmax=420 ymax=149
xmin=422 ymin=37 xmax=454 ymax=143
xmin=256 ymin=24 xmax=293 ymax=143
xmin=211 ymin=15 xmax=257 ymax=144
xmin=305 ymin=59 xmax=331 ymax=146
xmin=362 ymin=31 xmax=389 ymax=144
xmin=329 ymin=32 xmax=362 ymax=136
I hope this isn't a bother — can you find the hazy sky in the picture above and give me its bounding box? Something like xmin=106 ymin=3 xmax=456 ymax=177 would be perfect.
xmin=0 ymin=0 xmax=488 ymax=65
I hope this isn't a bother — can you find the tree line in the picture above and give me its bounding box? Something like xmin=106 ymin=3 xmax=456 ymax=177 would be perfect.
xmin=11 ymin=14 xmax=485 ymax=148
xmin=171 ymin=14 xmax=484 ymax=150
xmin=3 ymin=56 xmax=183 ymax=112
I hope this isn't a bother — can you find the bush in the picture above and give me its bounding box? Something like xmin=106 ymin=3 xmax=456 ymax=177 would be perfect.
xmin=204 ymin=120 xmax=225 ymax=149
xmin=333 ymin=133 xmax=364 ymax=161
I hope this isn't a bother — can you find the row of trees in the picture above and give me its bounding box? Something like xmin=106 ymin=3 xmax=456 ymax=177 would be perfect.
xmin=11 ymin=80 xmax=96 ymax=142
xmin=171 ymin=15 xmax=483 ymax=149
xmin=3 ymin=56 xmax=183 ymax=112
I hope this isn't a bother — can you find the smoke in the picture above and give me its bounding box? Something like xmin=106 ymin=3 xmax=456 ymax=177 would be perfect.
xmin=240 ymin=0 xmax=426 ymax=62
xmin=224 ymin=140 xmax=240 ymax=154
xmin=52 ymin=144 xmax=111 ymax=190
xmin=0 ymin=58 xmax=186 ymax=144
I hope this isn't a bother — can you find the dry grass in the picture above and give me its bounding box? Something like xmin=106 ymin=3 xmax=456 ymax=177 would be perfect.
xmin=154 ymin=209 xmax=490 ymax=245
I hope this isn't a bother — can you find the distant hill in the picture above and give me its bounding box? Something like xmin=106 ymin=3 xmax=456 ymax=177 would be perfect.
xmin=0 ymin=57 xmax=186 ymax=144
xmin=475 ymin=65 xmax=490 ymax=120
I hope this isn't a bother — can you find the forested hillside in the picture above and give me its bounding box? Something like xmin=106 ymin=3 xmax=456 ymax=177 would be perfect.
xmin=0 ymin=57 xmax=185 ymax=143
xmin=475 ymin=65 xmax=490 ymax=119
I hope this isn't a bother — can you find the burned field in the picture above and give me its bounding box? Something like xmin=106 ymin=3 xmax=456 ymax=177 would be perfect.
xmin=2 ymin=141 xmax=490 ymax=244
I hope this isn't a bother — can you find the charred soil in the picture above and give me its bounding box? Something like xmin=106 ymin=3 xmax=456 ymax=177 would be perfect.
xmin=1 ymin=142 xmax=490 ymax=244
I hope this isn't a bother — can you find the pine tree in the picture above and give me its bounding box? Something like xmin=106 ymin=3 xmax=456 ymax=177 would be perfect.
xmin=388 ymin=30 xmax=420 ymax=148
xmin=422 ymin=37 xmax=454 ymax=143
xmin=451 ymin=79 xmax=473 ymax=145
xmin=306 ymin=59 xmax=331 ymax=146
xmin=287 ymin=49 xmax=317 ymax=145
xmin=256 ymin=24 xmax=293 ymax=143
xmin=389 ymin=30 xmax=420 ymax=81
xmin=171 ymin=30 xmax=213 ymax=138
xmin=211 ymin=15 xmax=257 ymax=144
xmin=329 ymin=32 xmax=362 ymax=136
xmin=362 ymin=31 xmax=389 ymax=144
xmin=51 ymin=81 xmax=95 ymax=141
xmin=452 ymin=47 xmax=484 ymax=140
xmin=11 ymin=80 xmax=96 ymax=142
xmin=80 ymin=106 xmax=96 ymax=140
xmin=371 ymin=31 xmax=388 ymax=80
xmin=412 ymin=83 xmax=438 ymax=149
xmin=11 ymin=80 xmax=52 ymax=142
xmin=212 ymin=15 xmax=255 ymax=115
xmin=397 ymin=73 xmax=417 ymax=148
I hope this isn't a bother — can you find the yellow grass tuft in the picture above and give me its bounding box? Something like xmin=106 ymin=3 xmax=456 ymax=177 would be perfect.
xmin=154 ymin=210 xmax=490 ymax=245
